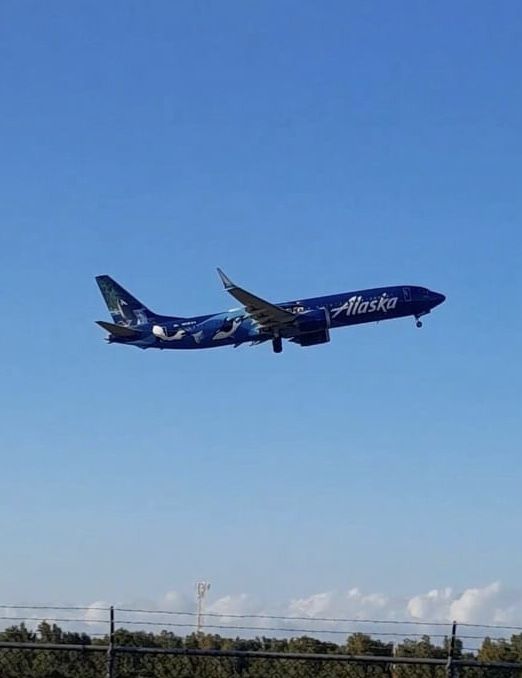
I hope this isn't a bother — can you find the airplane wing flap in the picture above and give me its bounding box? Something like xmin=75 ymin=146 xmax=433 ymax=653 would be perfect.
xmin=217 ymin=268 xmax=295 ymax=332
xmin=226 ymin=289 xmax=294 ymax=324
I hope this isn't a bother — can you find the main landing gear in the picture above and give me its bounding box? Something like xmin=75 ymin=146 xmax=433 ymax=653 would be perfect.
xmin=415 ymin=317 xmax=423 ymax=328
xmin=272 ymin=336 xmax=283 ymax=353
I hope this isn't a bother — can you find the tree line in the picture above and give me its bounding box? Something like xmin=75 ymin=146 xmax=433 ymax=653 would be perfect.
xmin=0 ymin=622 xmax=521 ymax=678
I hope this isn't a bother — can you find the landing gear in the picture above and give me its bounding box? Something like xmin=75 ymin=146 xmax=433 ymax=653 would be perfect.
xmin=272 ymin=336 xmax=283 ymax=353
xmin=415 ymin=318 xmax=423 ymax=328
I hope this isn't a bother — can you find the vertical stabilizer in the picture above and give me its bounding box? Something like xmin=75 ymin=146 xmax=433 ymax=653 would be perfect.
xmin=96 ymin=275 xmax=152 ymax=327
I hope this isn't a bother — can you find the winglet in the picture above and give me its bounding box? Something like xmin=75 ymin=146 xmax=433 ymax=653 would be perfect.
xmin=217 ymin=268 xmax=235 ymax=290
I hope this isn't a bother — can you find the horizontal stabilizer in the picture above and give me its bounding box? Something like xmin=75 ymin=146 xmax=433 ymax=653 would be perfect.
xmin=95 ymin=321 xmax=143 ymax=338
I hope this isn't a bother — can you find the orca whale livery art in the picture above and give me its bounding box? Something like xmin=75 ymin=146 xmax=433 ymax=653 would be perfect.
xmin=95 ymin=270 xmax=445 ymax=354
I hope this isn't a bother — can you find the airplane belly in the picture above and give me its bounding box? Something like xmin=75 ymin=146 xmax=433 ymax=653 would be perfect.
xmin=155 ymin=314 xmax=261 ymax=349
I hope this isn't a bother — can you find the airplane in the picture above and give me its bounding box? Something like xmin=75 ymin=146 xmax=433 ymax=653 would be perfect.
xmin=95 ymin=270 xmax=445 ymax=354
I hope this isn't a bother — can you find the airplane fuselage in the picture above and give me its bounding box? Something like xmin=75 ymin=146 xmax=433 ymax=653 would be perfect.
xmin=104 ymin=284 xmax=445 ymax=351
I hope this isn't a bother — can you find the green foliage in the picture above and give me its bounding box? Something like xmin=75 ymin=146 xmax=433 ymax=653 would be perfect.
xmin=0 ymin=623 xmax=520 ymax=677
xmin=345 ymin=632 xmax=393 ymax=656
xmin=478 ymin=637 xmax=518 ymax=663
xmin=0 ymin=622 xmax=37 ymax=643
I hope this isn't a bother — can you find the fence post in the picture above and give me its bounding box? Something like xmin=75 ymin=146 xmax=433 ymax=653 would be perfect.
xmin=446 ymin=621 xmax=457 ymax=678
xmin=106 ymin=606 xmax=115 ymax=678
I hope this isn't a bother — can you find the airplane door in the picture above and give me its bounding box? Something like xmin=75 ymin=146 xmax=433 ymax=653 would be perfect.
xmin=403 ymin=287 xmax=412 ymax=302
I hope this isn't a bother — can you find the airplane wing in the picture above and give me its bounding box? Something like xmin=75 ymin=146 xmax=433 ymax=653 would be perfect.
xmin=217 ymin=268 xmax=296 ymax=333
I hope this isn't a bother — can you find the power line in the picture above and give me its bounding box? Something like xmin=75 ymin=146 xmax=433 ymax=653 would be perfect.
xmin=114 ymin=618 xmax=451 ymax=638
xmin=0 ymin=613 xmax=457 ymax=640
xmin=0 ymin=605 xmax=111 ymax=612
xmin=2 ymin=604 xmax=522 ymax=635
xmin=115 ymin=607 xmax=452 ymax=626
xmin=456 ymin=621 xmax=522 ymax=631
xmin=0 ymin=616 xmax=107 ymax=625
xmin=114 ymin=608 xmax=522 ymax=633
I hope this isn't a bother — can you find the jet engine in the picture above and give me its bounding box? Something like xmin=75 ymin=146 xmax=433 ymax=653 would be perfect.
xmin=283 ymin=308 xmax=331 ymax=346
xmin=291 ymin=308 xmax=330 ymax=335
xmin=292 ymin=330 xmax=330 ymax=346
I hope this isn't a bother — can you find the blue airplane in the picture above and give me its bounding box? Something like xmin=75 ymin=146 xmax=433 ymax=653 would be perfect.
xmin=95 ymin=271 xmax=445 ymax=354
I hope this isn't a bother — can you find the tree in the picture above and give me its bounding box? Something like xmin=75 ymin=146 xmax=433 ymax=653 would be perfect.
xmin=346 ymin=632 xmax=393 ymax=656
xmin=478 ymin=637 xmax=516 ymax=663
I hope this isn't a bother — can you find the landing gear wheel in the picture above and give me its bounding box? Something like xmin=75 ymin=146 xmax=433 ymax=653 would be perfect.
xmin=416 ymin=320 xmax=423 ymax=328
xmin=272 ymin=337 xmax=283 ymax=353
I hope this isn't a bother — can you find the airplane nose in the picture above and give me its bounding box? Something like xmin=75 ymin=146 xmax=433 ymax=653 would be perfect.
xmin=432 ymin=292 xmax=446 ymax=307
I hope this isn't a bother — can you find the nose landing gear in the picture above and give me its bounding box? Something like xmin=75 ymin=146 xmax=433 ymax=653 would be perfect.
xmin=415 ymin=317 xmax=423 ymax=328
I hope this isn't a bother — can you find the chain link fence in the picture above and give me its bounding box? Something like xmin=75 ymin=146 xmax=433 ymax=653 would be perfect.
xmin=0 ymin=644 xmax=105 ymax=677
xmin=2 ymin=607 xmax=522 ymax=678
xmin=1 ymin=644 xmax=522 ymax=678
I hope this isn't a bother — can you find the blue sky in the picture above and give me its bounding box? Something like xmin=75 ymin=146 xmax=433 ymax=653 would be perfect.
xmin=0 ymin=0 xmax=521 ymax=617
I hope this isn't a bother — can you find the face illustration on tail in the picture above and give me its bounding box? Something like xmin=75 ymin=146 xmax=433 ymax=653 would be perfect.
xmin=95 ymin=270 xmax=445 ymax=353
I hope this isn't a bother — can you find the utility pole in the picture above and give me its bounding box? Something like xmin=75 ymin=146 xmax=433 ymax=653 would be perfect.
xmin=106 ymin=606 xmax=115 ymax=678
xmin=196 ymin=581 xmax=211 ymax=635
xmin=446 ymin=621 xmax=458 ymax=678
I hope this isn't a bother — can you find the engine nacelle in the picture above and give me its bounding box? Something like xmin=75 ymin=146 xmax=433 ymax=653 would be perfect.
xmin=294 ymin=329 xmax=330 ymax=346
xmin=282 ymin=308 xmax=331 ymax=346
xmin=292 ymin=308 xmax=329 ymax=335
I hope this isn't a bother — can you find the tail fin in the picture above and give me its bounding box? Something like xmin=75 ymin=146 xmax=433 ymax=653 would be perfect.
xmin=96 ymin=275 xmax=152 ymax=327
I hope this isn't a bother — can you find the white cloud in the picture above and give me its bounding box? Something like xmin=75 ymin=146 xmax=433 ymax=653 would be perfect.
xmin=450 ymin=582 xmax=522 ymax=625
xmin=84 ymin=600 xmax=110 ymax=626
xmin=450 ymin=582 xmax=502 ymax=624
xmin=407 ymin=587 xmax=454 ymax=621
xmin=288 ymin=588 xmax=391 ymax=620
xmin=67 ymin=582 xmax=522 ymax=640
xmin=161 ymin=590 xmax=193 ymax=613
xmin=195 ymin=582 xmax=522 ymax=640
xmin=3 ymin=582 xmax=522 ymax=643
xmin=406 ymin=582 xmax=522 ymax=626
xmin=208 ymin=593 xmax=259 ymax=618
xmin=288 ymin=591 xmax=336 ymax=618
